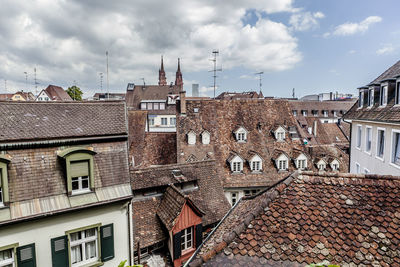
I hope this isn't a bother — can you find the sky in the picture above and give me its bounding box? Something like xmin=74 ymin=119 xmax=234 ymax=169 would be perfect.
xmin=0 ymin=0 xmax=399 ymax=98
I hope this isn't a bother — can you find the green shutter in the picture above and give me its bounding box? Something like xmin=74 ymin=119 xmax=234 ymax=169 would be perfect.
xmin=17 ymin=243 xmax=36 ymax=267
xmin=51 ymin=236 xmax=69 ymax=267
xmin=101 ymin=224 xmax=114 ymax=262
xmin=173 ymin=231 xmax=182 ymax=260
xmin=195 ymin=224 xmax=203 ymax=248
xmin=70 ymin=160 xmax=89 ymax=177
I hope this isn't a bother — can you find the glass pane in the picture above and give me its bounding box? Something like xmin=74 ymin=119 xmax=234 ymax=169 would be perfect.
xmin=71 ymin=232 xmax=81 ymax=241
xmin=82 ymin=177 xmax=89 ymax=189
xmin=72 ymin=180 xmax=79 ymax=190
xmin=85 ymin=241 xmax=96 ymax=259
xmin=85 ymin=228 xmax=95 ymax=237
xmin=0 ymin=249 xmax=12 ymax=260
xmin=71 ymin=245 xmax=82 ymax=264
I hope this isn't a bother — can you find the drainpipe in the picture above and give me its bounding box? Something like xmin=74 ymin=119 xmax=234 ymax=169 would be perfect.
xmin=128 ymin=200 xmax=134 ymax=265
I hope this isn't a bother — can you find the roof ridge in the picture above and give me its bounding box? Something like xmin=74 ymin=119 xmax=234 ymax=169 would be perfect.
xmin=300 ymin=170 xmax=400 ymax=181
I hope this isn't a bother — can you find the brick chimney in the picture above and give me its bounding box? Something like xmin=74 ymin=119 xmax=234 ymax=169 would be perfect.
xmin=179 ymin=90 xmax=186 ymax=114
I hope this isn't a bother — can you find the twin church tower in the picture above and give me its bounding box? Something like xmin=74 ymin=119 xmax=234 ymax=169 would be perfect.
xmin=158 ymin=56 xmax=183 ymax=88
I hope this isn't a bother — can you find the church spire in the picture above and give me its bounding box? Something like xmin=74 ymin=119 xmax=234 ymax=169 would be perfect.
xmin=175 ymin=58 xmax=183 ymax=88
xmin=158 ymin=55 xmax=167 ymax=86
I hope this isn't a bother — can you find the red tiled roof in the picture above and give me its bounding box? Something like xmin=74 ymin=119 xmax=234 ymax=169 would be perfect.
xmin=194 ymin=171 xmax=400 ymax=267
xmin=44 ymin=85 xmax=72 ymax=101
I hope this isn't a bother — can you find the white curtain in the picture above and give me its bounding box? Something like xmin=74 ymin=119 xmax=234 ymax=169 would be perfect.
xmin=71 ymin=246 xmax=82 ymax=264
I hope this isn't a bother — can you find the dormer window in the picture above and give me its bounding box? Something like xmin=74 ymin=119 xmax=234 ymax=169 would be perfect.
xmin=292 ymin=110 xmax=297 ymax=116
xmin=380 ymin=85 xmax=388 ymax=106
xmin=302 ymin=110 xmax=308 ymax=116
xmin=249 ymin=154 xmax=262 ymax=172
xmin=274 ymin=126 xmax=286 ymax=141
xmin=201 ymin=130 xmax=210 ymax=145
xmin=316 ymin=159 xmax=326 ymax=171
xmin=228 ymin=155 xmax=244 ymax=173
xmin=0 ymin=155 xmax=11 ymax=206
xmin=312 ymin=110 xmax=318 ymax=117
xmin=275 ymin=153 xmax=288 ymax=171
xmin=396 ymin=79 xmax=400 ymax=105
xmin=295 ymin=153 xmax=307 ymax=170
xmin=234 ymin=127 xmax=248 ymax=142
xmin=333 ymin=111 xmax=337 ymax=117
xmin=323 ymin=110 xmax=328 ymax=117
xmin=187 ymin=131 xmax=196 ymax=145
xmin=330 ymin=159 xmax=340 ymax=171
xmin=57 ymin=147 xmax=96 ymax=196
xmin=368 ymin=89 xmax=374 ymax=107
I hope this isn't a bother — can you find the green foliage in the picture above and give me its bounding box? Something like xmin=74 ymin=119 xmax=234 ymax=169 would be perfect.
xmin=66 ymin=85 xmax=83 ymax=100
xmin=118 ymin=260 xmax=143 ymax=267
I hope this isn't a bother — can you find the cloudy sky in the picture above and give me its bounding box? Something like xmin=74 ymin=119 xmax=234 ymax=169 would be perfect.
xmin=1 ymin=0 xmax=399 ymax=98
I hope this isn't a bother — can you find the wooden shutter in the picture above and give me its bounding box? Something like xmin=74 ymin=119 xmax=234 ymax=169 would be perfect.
xmin=17 ymin=243 xmax=36 ymax=267
xmin=195 ymin=224 xmax=203 ymax=248
xmin=173 ymin=231 xmax=182 ymax=260
xmin=0 ymin=170 xmax=2 ymax=187
xmin=51 ymin=236 xmax=69 ymax=267
xmin=70 ymin=160 xmax=89 ymax=177
xmin=101 ymin=224 xmax=114 ymax=262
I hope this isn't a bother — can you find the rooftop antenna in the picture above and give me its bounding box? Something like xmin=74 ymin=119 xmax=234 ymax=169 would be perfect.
xmin=106 ymin=51 xmax=109 ymax=100
xmin=4 ymin=80 xmax=7 ymax=92
xmin=292 ymin=88 xmax=295 ymax=98
xmin=209 ymin=50 xmax=222 ymax=98
xmin=99 ymin=73 xmax=103 ymax=92
xmin=34 ymin=68 xmax=39 ymax=96
xmin=141 ymin=78 xmax=146 ymax=87
xmin=255 ymin=72 xmax=264 ymax=95
xmin=23 ymin=72 xmax=28 ymax=91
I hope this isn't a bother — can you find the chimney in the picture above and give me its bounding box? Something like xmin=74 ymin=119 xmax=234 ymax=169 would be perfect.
xmin=313 ymin=120 xmax=317 ymax=137
xmin=192 ymin=84 xmax=199 ymax=97
xmin=179 ymin=90 xmax=186 ymax=114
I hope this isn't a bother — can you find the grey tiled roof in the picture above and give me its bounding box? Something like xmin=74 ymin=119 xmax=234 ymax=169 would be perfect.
xmin=0 ymin=101 xmax=127 ymax=142
xmin=369 ymin=60 xmax=400 ymax=85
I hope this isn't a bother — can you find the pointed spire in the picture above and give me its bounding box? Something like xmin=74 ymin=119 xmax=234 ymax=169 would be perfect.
xmin=175 ymin=58 xmax=183 ymax=88
xmin=158 ymin=55 xmax=167 ymax=86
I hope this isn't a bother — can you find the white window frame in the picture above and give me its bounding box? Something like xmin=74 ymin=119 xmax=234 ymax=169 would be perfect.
xmin=201 ymin=131 xmax=210 ymax=145
xmin=317 ymin=163 xmax=326 ymax=171
xmin=235 ymin=128 xmax=247 ymax=142
xmin=278 ymin=160 xmax=287 ymax=171
xmin=231 ymin=161 xmax=243 ymax=173
xmin=323 ymin=110 xmax=328 ymax=117
xmin=355 ymin=162 xmax=360 ymax=174
xmin=161 ymin=118 xmax=168 ymax=126
xmin=297 ymin=159 xmax=307 ymax=170
xmin=180 ymin=227 xmax=193 ymax=252
xmin=0 ymin=247 xmax=14 ymax=267
xmin=380 ymin=85 xmax=388 ymax=106
xmin=250 ymin=160 xmax=261 ymax=172
xmin=302 ymin=110 xmax=308 ymax=116
xmin=187 ymin=132 xmax=196 ymax=145
xmin=70 ymin=228 xmax=99 ymax=267
xmin=293 ymin=110 xmax=297 ymax=116
xmin=376 ymin=127 xmax=385 ymax=160
xmin=148 ymin=117 xmax=155 ymax=126
xmin=365 ymin=126 xmax=372 ymax=154
xmin=275 ymin=130 xmax=285 ymax=141
xmin=147 ymin=103 xmax=153 ymax=110
xmin=333 ymin=111 xmax=337 ymax=117
xmin=230 ymin=192 xmax=238 ymax=206
xmin=0 ymin=184 xmax=3 ymax=207
xmin=396 ymin=81 xmax=400 ymax=105
xmin=159 ymin=103 xmax=165 ymax=110
xmin=71 ymin=176 xmax=90 ymax=195
xmin=390 ymin=129 xmax=400 ymax=169
xmin=368 ymin=89 xmax=374 ymax=107
xmin=140 ymin=103 xmax=146 ymax=110
xmin=358 ymin=91 xmax=364 ymax=108
xmin=170 ymin=117 xmax=176 ymax=126
xmin=356 ymin=124 xmax=362 ymax=149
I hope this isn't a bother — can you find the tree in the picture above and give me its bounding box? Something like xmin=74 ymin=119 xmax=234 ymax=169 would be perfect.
xmin=66 ymin=85 xmax=83 ymax=100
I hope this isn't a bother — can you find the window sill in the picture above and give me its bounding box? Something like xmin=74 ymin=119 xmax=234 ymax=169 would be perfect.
xmin=364 ymin=150 xmax=372 ymax=156
xmin=250 ymin=171 xmax=262 ymax=174
xmin=231 ymin=171 xmax=243 ymax=175
xmin=181 ymin=247 xmax=196 ymax=257
xmin=75 ymin=261 xmax=104 ymax=267
xmin=71 ymin=189 xmax=92 ymax=196
xmin=375 ymin=156 xmax=384 ymax=162
xmin=355 ymin=146 xmax=361 ymax=151
xmin=389 ymin=162 xmax=400 ymax=170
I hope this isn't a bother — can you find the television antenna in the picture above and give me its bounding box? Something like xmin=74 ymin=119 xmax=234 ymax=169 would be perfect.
xmin=141 ymin=78 xmax=146 ymax=87
xmin=34 ymin=68 xmax=39 ymax=96
xmin=99 ymin=73 xmax=103 ymax=92
xmin=255 ymin=72 xmax=264 ymax=95
xmin=106 ymin=51 xmax=109 ymax=100
xmin=23 ymin=72 xmax=28 ymax=91
xmin=209 ymin=50 xmax=222 ymax=98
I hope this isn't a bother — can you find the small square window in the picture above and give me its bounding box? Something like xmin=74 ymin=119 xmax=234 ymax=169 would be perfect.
xmin=159 ymin=103 xmax=165 ymax=110
xmin=180 ymin=227 xmax=193 ymax=252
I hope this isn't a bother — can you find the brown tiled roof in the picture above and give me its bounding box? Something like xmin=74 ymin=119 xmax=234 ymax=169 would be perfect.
xmin=44 ymin=85 xmax=72 ymax=101
xmin=131 ymin=161 xmax=230 ymax=248
xmin=195 ymin=171 xmax=400 ymax=267
xmin=0 ymin=94 xmax=14 ymax=100
xmin=177 ymin=99 xmax=308 ymax=189
xmin=289 ymin=100 xmax=355 ymax=118
xmin=215 ymin=91 xmax=263 ymax=100
xmin=14 ymin=91 xmax=35 ymax=101
xmin=0 ymin=101 xmax=127 ymax=142
xmin=369 ymin=60 xmax=400 ymax=85
xmin=157 ymin=185 xmax=203 ymax=231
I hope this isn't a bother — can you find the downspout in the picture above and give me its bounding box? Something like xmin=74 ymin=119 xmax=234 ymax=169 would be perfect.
xmin=128 ymin=200 xmax=134 ymax=265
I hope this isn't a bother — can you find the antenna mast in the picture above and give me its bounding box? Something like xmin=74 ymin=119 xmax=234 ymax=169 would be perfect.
xmin=209 ymin=50 xmax=222 ymax=98
xmin=4 ymin=80 xmax=7 ymax=92
xmin=292 ymin=88 xmax=295 ymax=98
xmin=34 ymin=68 xmax=39 ymax=96
xmin=255 ymin=72 xmax=264 ymax=95
xmin=106 ymin=51 xmax=109 ymax=100
xmin=23 ymin=72 xmax=28 ymax=91
xmin=99 ymin=73 xmax=103 ymax=92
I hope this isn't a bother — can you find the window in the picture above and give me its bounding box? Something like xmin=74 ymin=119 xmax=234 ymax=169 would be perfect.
xmin=147 ymin=103 xmax=153 ymax=110
xmin=232 ymin=162 xmax=242 ymax=172
xmin=153 ymin=103 xmax=159 ymax=110
xmin=159 ymin=103 xmax=165 ymax=110
xmin=70 ymin=228 xmax=98 ymax=266
xmin=380 ymin=85 xmax=387 ymax=106
xmin=333 ymin=111 xmax=337 ymax=117
xmin=278 ymin=160 xmax=287 ymax=170
xmin=148 ymin=117 xmax=155 ymax=126
xmin=377 ymin=128 xmax=385 ymax=158
xmin=193 ymin=108 xmax=199 ymax=113
xmin=318 ymin=163 xmax=325 ymax=171
xmin=312 ymin=110 xmax=318 ymax=117
xmin=180 ymin=227 xmax=193 ymax=252
xmin=275 ymin=130 xmax=285 ymax=141
xmin=331 ymin=162 xmax=339 ymax=171
xmin=0 ymin=155 xmax=11 ymax=206
xmin=235 ymin=127 xmax=248 ymax=142
xmin=292 ymin=110 xmax=297 ymax=116
xmin=237 ymin=133 xmax=245 ymax=141
xmin=0 ymin=248 xmax=14 ymax=267
xmin=170 ymin=117 xmax=176 ymax=126
xmin=297 ymin=159 xmax=306 ymax=170
xmin=396 ymin=82 xmax=400 ymax=105
xmin=230 ymin=192 xmax=238 ymax=206
xmin=323 ymin=110 xmax=328 ymax=117
xmin=140 ymin=103 xmax=146 ymax=110
xmin=368 ymin=89 xmax=374 ymax=107
xmin=70 ymin=160 xmax=90 ymax=194
xmin=359 ymin=91 xmax=364 ymax=107
xmin=355 ymin=163 xmax=360 ymax=174
xmin=161 ymin=118 xmax=168 ymax=125
xmin=365 ymin=127 xmax=372 ymax=153
xmin=187 ymin=131 xmax=196 ymax=145
xmin=391 ymin=131 xmax=400 ymax=166
xmin=57 ymin=147 xmax=95 ymax=196
xmin=201 ymin=131 xmax=210 ymax=145
xmin=302 ymin=110 xmax=308 ymax=116
xmin=356 ymin=125 xmax=362 ymax=149
xmin=251 ymin=161 xmax=261 ymax=172
xmin=244 ymin=189 xmax=259 ymax=197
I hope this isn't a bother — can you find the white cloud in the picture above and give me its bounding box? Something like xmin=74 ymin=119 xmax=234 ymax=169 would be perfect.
xmin=0 ymin=0 xmax=302 ymax=97
xmin=330 ymin=16 xmax=382 ymax=36
xmin=348 ymin=50 xmax=356 ymax=54
xmin=376 ymin=44 xmax=395 ymax=55
xmin=289 ymin=11 xmax=325 ymax=31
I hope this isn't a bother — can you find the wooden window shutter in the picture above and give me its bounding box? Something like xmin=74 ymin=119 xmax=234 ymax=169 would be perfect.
xmin=0 ymin=170 xmax=2 ymax=187
xmin=51 ymin=236 xmax=69 ymax=267
xmin=17 ymin=243 xmax=36 ymax=267
xmin=70 ymin=160 xmax=89 ymax=177
xmin=195 ymin=224 xmax=203 ymax=248
xmin=101 ymin=224 xmax=114 ymax=262
xmin=173 ymin=231 xmax=182 ymax=260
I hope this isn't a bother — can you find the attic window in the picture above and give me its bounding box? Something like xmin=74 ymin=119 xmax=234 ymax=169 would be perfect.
xmin=396 ymin=81 xmax=400 ymax=105
xmin=331 ymin=161 xmax=340 ymax=171
xmin=187 ymin=131 xmax=196 ymax=145
xmin=317 ymin=162 xmax=326 ymax=171
xmin=323 ymin=110 xmax=328 ymax=117
xmin=312 ymin=110 xmax=318 ymax=116
xmin=276 ymin=153 xmax=288 ymax=171
xmin=234 ymin=127 xmax=248 ymax=142
xmin=302 ymin=110 xmax=308 ymax=116
xmin=359 ymin=91 xmax=364 ymax=107
xmin=229 ymin=155 xmax=243 ymax=173
xmin=275 ymin=127 xmax=286 ymax=141
xmin=201 ymin=131 xmax=210 ymax=145
xmin=380 ymin=85 xmax=388 ymax=106
xmin=249 ymin=154 xmax=262 ymax=172
xmin=368 ymin=89 xmax=374 ymax=107
xmin=292 ymin=110 xmax=297 ymax=116
xmin=193 ymin=108 xmax=199 ymax=113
